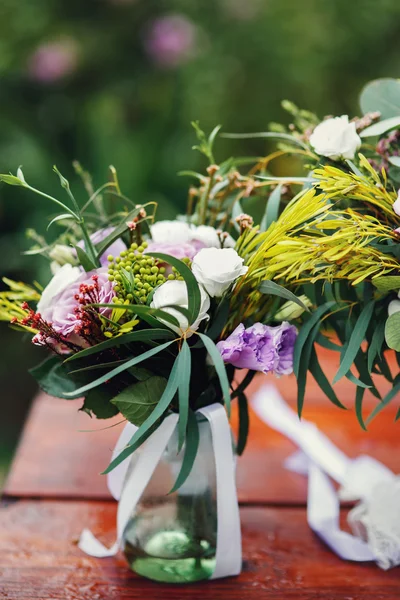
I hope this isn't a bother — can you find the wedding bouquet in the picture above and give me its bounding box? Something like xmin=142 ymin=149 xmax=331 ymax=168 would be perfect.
xmin=0 ymin=126 xmax=332 ymax=582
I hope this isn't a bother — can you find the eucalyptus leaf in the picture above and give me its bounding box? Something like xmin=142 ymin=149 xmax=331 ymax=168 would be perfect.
xmin=80 ymin=387 xmax=119 ymax=419
xmin=360 ymin=116 xmax=400 ymax=138
xmin=111 ymin=376 xmax=167 ymax=426
xmin=385 ymin=312 xmax=400 ymax=351
xmin=29 ymin=356 xmax=89 ymax=399
xmin=360 ymin=78 xmax=400 ymax=119
xmin=197 ymin=332 xmax=231 ymax=416
xmin=259 ymin=280 xmax=310 ymax=312
xmin=260 ymin=184 xmax=282 ymax=231
xmin=333 ymin=301 xmax=375 ymax=384
xmin=63 ymin=339 xmax=175 ymax=397
xmin=237 ymin=392 xmax=249 ymax=455
xmin=389 ymin=156 xmax=400 ymax=168
xmin=177 ymin=340 xmax=191 ymax=452
xmin=372 ymin=276 xmax=400 ymax=292
xmin=169 ymin=410 xmax=199 ymax=493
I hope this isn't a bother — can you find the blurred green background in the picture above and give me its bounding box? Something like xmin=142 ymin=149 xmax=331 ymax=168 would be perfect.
xmin=1 ymin=0 xmax=400 ymax=483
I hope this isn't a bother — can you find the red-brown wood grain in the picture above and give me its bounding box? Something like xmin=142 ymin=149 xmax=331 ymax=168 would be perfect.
xmin=1 ymin=345 xmax=399 ymax=598
xmin=0 ymin=500 xmax=399 ymax=600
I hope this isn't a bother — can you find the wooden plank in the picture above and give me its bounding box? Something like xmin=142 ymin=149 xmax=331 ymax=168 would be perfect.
xmin=4 ymin=346 xmax=400 ymax=502
xmin=0 ymin=500 xmax=398 ymax=599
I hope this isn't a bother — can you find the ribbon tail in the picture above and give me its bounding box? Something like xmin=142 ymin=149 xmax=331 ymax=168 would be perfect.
xmin=199 ymin=403 xmax=242 ymax=579
xmin=308 ymin=464 xmax=376 ymax=562
xmin=78 ymin=528 xmax=119 ymax=558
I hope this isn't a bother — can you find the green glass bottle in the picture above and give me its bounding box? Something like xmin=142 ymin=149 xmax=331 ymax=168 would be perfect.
xmin=122 ymin=417 xmax=218 ymax=583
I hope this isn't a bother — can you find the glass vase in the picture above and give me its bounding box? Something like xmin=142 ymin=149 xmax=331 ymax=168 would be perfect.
xmin=122 ymin=416 xmax=219 ymax=583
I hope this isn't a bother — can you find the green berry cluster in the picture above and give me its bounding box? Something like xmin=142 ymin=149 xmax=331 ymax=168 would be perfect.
xmin=107 ymin=241 xmax=173 ymax=304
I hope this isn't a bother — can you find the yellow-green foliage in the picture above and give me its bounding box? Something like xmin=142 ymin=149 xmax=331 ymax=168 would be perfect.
xmin=0 ymin=278 xmax=41 ymax=332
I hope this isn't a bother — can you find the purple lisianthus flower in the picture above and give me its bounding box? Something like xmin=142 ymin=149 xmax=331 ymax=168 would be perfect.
xmin=27 ymin=39 xmax=79 ymax=83
xmin=217 ymin=321 xmax=297 ymax=376
xmin=40 ymin=268 xmax=115 ymax=337
xmin=144 ymin=14 xmax=197 ymax=68
xmin=77 ymin=227 xmax=127 ymax=267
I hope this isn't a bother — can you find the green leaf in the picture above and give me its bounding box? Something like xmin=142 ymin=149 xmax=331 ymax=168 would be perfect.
xmin=389 ymin=156 xmax=400 ymax=168
xmin=221 ymin=131 xmax=309 ymax=150
xmin=372 ymin=276 xmax=400 ymax=292
xmin=93 ymin=302 xmax=181 ymax=329
xmin=345 ymin=160 xmax=364 ymax=177
xmin=395 ymin=407 xmax=400 ymax=422
xmin=309 ymin=348 xmax=346 ymax=409
xmin=80 ymin=387 xmax=119 ymax=419
xmin=65 ymin=328 xmax=174 ymax=362
xmin=259 ymin=280 xmax=310 ymax=312
xmin=197 ymin=332 xmax=231 ymax=416
xmin=367 ymin=322 xmax=386 ymax=372
xmin=360 ymin=116 xmax=400 ymax=138
xmin=95 ymin=206 xmax=142 ymax=258
xmin=205 ymin=297 xmax=230 ymax=341
xmin=169 ymin=410 xmax=199 ymax=493
xmin=360 ymin=78 xmax=400 ymax=119
xmin=146 ymin=252 xmax=201 ymax=326
xmin=293 ymin=302 xmax=334 ymax=378
xmin=355 ymin=386 xmax=367 ymax=431
xmin=63 ymin=339 xmax=175 ymax=397
xmin=260 ymin=184 xmax=282 ymax=231
xmin=231 ymin=199 xmax=244 ymax=233
xmin=177 ymin=340 xmax=191 ymax=452
xmin=385 ymin=312 xmax=400 ymax=351
xmin=296 ymin=323 xmax=319 ymax=417
xmin=333 ymin=300 xmax=375 ymax=384
xmin=47 ymin=213 xmax=75 ymax=230
xmin=237 ymin=392 xmax=249 ymax=456
xmin=29 ymin=356 xmax=88 ymax=399
xmin=103 ymin=351 xmax=181 ymax=473
xmin=111 ymin=376 xmax=167 ymax=426
xmin=315 ymin=333 xmax=341 ymax=352
xmin=73 ymin=244 xmax=97 ymax=272
xmin=366 ymin=374 xmax=400 ymax=424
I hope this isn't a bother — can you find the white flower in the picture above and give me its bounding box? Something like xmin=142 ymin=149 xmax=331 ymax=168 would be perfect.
xmin=309 ymin=115 xmax=361 ymax=161
xmin=37 ymin=263 xmax=81 ymax=314
xmin=190 ymin=225 xmax=236 ymax=249
xmin=191 ymin=247 xmax=248 ymax=297
xmin=150 ymin=279 xmax=210 ymax=337
xmin=150 ymin=220 xmax=191 ymax=244
xmin=393 ymin=190 xmax=400 ymax=217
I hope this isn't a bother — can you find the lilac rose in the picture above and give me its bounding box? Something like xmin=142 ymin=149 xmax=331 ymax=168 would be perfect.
xmin=217 ymin=321 xmax=297 ymax=376
xmin=40 ymin=268 xmax=115 ymax=336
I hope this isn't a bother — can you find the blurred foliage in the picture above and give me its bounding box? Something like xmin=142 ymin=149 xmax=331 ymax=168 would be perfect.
xmin=2 ymin=0 xmax=400 ymax=477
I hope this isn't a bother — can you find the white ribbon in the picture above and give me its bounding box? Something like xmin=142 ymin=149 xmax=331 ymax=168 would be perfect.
xmin=79 ymin=403 xmax=242 ymax=579
xmin=251 ymin=384 xmax=398 ymax=569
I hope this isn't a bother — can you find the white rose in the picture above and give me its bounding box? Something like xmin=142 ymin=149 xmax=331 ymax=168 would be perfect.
xmin=150 ymin=279 xmax=210 ymax=337
xmin=37 ymin=263 xmax=81 ymax=314
xmin=191 ymin=247 xmax=248 ymax=297
xmin=190 ymin=225 xmax=236 ymax=249
xmin=309 ymin=115 xmax=361 ymax=161
xmin=150 ymin=220 xmax=191 ymax=244
xmin=393 ymin=190 xmax=400 ymax=217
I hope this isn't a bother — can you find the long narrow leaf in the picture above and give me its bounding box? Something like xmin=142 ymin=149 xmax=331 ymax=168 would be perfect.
xmin=103 ymin=352 xmax=181 ymax=473
xmin=333 ymin=300 xmax=375 ymax=384
xmin=95 ymin=206 xmax=142 ymax=258
xmin=355 ymin=386 xmax=367 ymax=431
xmin=237 ymin=392 xmax=249 ymax=456
xmin=146 ymin=252 xmax=201 ymax=325
xmin=65 ymin=328 xmax=174 ymax=362
xmin=63 ymin=339 xmax=175 ymax=397
xmin=91 ymin=303 xmax=181 ymax=329
xmin=169 ymin=410 xmax=199 ymax=493
xmin=367 ymin=322 xmax=386 ymax=373
xmin=73 ymin=244 xmax=97 ymax=272
xmin=366 ymin=375 xmax=400 ymax=425
xmin=259 ymin=280 xmax=310 ymax=312
xmin=197 ymin=332 xmax=231 ymax=416
xmin=178 ymin=340 xmax=191 ymax=452
xmin=309 ymin=348 xmax=346 ymax=409
xmin=260 ymin=184 xmax=282 ymax=231
xmin=293 ymin=302 xmax=335 ymax=378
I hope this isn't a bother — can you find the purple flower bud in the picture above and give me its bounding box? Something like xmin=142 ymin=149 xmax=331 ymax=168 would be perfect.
xmin=217 ymin=321 xmax=297 ymax=376
xmin=144 ymin=14 xmax=197 ymax=68
xmin=27 ymin=40 xmax=78 ymax=83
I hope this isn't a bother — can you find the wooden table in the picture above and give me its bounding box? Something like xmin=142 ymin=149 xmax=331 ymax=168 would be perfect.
xmin=1 ymin=347 xmax=399 ymax=599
